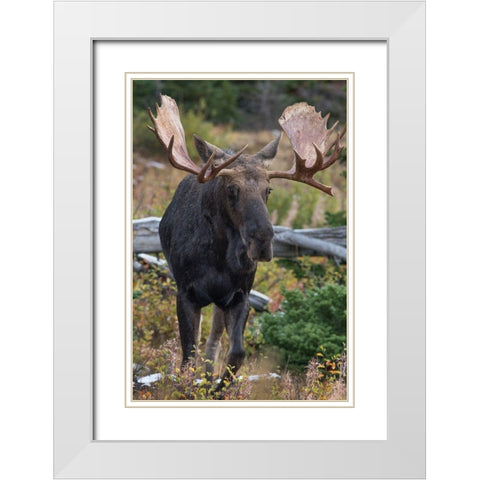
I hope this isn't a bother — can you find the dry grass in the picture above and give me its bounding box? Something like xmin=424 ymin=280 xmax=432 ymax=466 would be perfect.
xmin=133 ymin=336 xmax=347 ymax=401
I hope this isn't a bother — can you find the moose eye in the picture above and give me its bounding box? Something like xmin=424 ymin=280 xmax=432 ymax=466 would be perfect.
xmin=266 ymin=187 xmax=273 ymax=199
xmin=227 ymin=184 xmax=240 ymax=204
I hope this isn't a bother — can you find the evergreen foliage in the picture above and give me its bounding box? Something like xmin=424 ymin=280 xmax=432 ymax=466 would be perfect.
xmin=260 ymin=284 xmax=347 ymax=370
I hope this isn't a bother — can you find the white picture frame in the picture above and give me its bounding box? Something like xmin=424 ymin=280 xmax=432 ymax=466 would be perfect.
xmin=54 ymin=1 xmax=425 ymax=477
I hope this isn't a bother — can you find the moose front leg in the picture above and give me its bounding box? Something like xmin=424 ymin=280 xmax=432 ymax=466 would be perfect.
xmin=205 ymin=305 xmax=225 ymax=381
xmin=219 ymin=293 xmax=250 ymax=385
xmin=176 ymin=291 xmax=201 ymax=367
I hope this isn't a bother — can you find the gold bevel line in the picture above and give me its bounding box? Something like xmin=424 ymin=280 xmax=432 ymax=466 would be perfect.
xmin=124 ymin=73 xmax=354 ymax=408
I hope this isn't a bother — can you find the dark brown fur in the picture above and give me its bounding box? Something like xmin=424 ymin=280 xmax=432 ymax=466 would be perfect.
xmin=159 ymin=135 xmax=280 ymax=388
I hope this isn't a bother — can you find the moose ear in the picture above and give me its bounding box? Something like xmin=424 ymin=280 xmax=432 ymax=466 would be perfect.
xmin=193 ymin=134 xmax=225 ymax=164
xmin=251 ymin=134 xmax=282 ymax=165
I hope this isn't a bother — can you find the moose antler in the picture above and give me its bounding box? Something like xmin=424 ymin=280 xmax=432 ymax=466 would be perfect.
xmin=148 ymin=95 xmax=247 ymax=183
xmin=268 ymin=102 xmax=346 ymax=196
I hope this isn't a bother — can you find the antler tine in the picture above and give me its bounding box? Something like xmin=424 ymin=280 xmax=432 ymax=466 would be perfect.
xmin=197 ymin=149 xmax=218 ymax=183
xmin=312 ymin=143 xmax=325 ymax=170
xmin=269 ymin=150 xmax=334 ymax=196
xmin=269 ymin=102 xmax=346 ymax=196
xmin=148 ymin=95 xmax=248 ymax=183
xmin=165 ymin=136 xmax=197 ymax=175
xmin=324 ymin=123 xmax=346 ymax=158
xmin=197 ymin=144 xmax=249 ymax=183
xmin=320 ymin=127 xmax=347 ymax=171
xmin=148 ymin=95 xmax=201 ymax=177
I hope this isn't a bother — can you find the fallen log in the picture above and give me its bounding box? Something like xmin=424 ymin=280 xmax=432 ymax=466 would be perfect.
xmin=274 ymin=228 xmax=346 ymax=262
xmin=133 ymin=217 xmax=346 ymax=260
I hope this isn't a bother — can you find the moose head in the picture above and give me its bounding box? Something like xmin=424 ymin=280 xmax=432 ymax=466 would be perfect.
xmin=148 ymin=95 xmax=345 ymax=394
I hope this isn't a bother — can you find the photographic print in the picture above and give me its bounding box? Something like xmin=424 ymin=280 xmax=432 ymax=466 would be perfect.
xmin=56 ymin=1 xmax=423 ymax=474
xmin=129 ymin=76 xmax=350 ymax=402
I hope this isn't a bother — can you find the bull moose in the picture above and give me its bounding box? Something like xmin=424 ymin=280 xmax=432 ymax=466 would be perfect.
xmin=148 ymin=95 xmax=346 ymax=391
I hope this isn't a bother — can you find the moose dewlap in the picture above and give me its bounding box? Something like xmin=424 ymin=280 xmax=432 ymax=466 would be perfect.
xmin=148 ymin=94 xmax=346 ymax=392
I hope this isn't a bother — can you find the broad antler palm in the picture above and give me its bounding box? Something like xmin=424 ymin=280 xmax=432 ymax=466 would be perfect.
xmin=147 ymin=95 xmax=247 ymax=183
xmin=268 ymin=102 xmax=346 ymax=196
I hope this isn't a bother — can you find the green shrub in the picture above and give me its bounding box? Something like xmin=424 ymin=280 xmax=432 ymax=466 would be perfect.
xmin=324 ymin=209 xmax=346 ymax=227
xmin=259 ymin=284 xmax=347 ymax=370
xmin=132 ymin=269 xmax=178 ymax=353
xmin=276 ymin=257 xmax=347 ymax=288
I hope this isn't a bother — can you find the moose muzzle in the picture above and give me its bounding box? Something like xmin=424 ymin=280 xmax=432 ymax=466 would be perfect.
xmin=246 ymin=226 xmax=274 ymax=262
